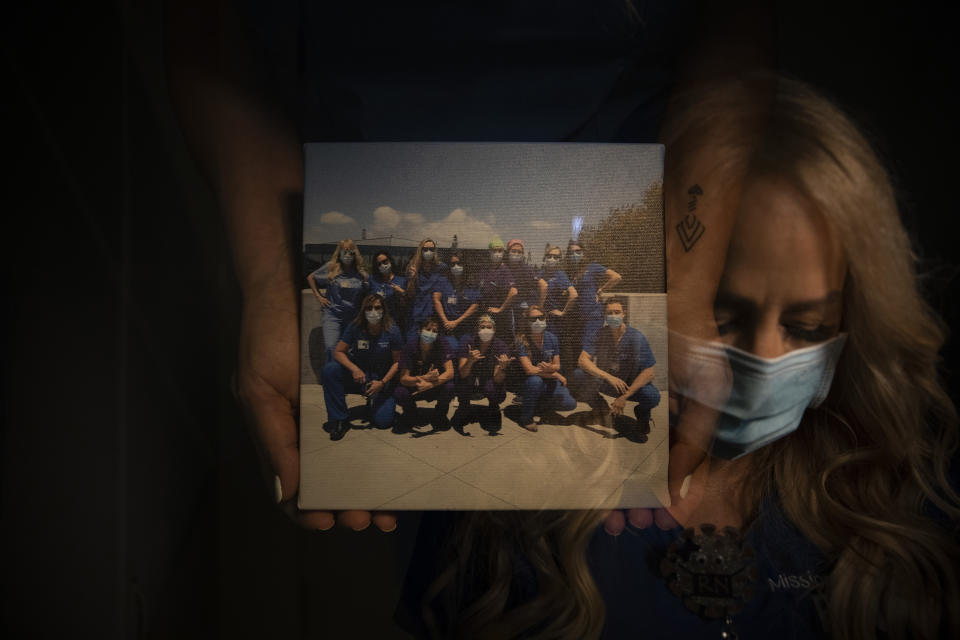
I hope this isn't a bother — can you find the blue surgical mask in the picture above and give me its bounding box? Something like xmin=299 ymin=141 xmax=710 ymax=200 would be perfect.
xmin=605 ymin=314 xmax=624 ymax=328
xmin=450 ymin=264 xmax=464 ymax=276
xmin=365 ymin=309 xmax=383 ymax=324
xmin=422 ymin=250 xmax=435 ymax=261
xmin=378 ymin=262 xmax=392 ymax=275
xmin=544 ymin=257 xmax=560 ymax=268
xmin=530 ymin=319 xmax=547 ymax=334
xmin=508 ymin=253 xmax=524 ymax=264
xmin=682 ymin=334 xmax=847 ymax=460
xmin=420 ymin=329 xmax=438 ymax=344
xmin=569 ymin=251 xmax=583 ymax=264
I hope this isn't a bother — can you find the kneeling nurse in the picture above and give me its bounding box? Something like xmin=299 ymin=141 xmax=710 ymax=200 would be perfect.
xmin=394 ymin=316 xmax=456 ymax=431
xmin=322 ymin=294 xmax=403 ymax=441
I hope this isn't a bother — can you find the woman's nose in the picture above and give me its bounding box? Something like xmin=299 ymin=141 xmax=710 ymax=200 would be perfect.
xmin=739 ymin=324 xmax=788 ymax=359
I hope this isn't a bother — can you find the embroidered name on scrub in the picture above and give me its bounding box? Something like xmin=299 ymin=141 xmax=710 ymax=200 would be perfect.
xmin=358 ymin=340 xmax=369 ymax=350
xmin=447 ymin=295 xmax=457 ymax=305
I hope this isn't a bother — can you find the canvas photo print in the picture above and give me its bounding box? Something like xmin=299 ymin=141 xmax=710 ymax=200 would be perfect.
xmin=299 ymin=143 xmax=668 ymax=510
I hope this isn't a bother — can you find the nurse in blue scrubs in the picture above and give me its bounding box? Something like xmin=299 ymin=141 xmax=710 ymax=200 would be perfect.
xmin=307 ymin=238 xmax=370 ymax=360
xmin=321 ymin=294 xmax=403 ymax=441
xmin=509 ymin=305 xmax=577 ymax=432
xmin=562 ymin=239 xmax=621 ymax=371
xmin=540 ymin=243 xmax=578 ymax=336
xmin=369 ymin=250 xmax=408 ymax=333
xmin=570 ymin=297 xmax=659 ymax=432
xmin=432 ymin=253 xmax=480 ymax=353
xmin=405 ymin=238 xmax=447 ymax=340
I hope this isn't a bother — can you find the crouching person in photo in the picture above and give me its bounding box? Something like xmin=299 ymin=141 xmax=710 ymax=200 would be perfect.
xmin=510 ymin=305 xmax=576 ymax=432
xmin=454 ymin=315 xmax=513 ymax=433
xmin=321 ymin=294 xmax=402 ymax=441
xmin=394 ymin=316 xmax=455 ymax=433
xmin=570 ymin=297 xmax=659 ymax=436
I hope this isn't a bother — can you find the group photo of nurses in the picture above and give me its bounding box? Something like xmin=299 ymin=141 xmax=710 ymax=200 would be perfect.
xmin=306 ymin=233 xmax=663 ymax=443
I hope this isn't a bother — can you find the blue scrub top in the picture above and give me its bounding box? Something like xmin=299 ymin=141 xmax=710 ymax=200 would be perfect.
xmin=399 ymin=335 xmax=453 ymax=377
xmin=396 ymin=492 xmax=828 ymax=639
xmin=339 ymin=322 xmax=403 ymax=378
xmin=456 ymin=336 xmax=508 ymax=383
xmin=312 ymin=264 xmax=370 ymax=321
xmin=477 ymin=264 xmax=514 ymax=311
xmin=573 ymin=262 xmax=609 ymax=325
xmin=507 ymin=263 xmax=542 ymax=309
xmin=409 ymin=263 xmax=448 ymax=325
xmin=369 ymin=274 xmax=407 ymax=324
xmin=583 ymin=325 xmax=655 ymax=383
xmin=435 ymin=277 xmax=480 ymax=326
xmin=541 ymin=268 xmax=574 ymax=313
xmin=515 ymin=330 xmax=560 ymax=364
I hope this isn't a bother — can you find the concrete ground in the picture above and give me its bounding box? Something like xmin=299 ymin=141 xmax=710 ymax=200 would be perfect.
xmin=300 ymin=384 xmax=669 ymax=511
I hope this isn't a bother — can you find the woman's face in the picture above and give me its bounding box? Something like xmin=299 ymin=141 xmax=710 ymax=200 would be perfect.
xmin=478 ymin=320 xmax=494 ymax=332
xmin=544 ymin=249 xmax=562 ymax=266
xmin=375 ymin=254 xmax=392 ymax=274
xmin=714 ymin=179 xmax=846 ymax=358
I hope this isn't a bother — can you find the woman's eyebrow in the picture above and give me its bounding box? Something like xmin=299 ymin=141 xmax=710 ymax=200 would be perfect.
xmin=782 ymin=291 xmax=842 ymax=314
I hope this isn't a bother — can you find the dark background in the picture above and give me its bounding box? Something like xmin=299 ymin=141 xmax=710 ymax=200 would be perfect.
xmin=3 ymin=2 xmax=957 ymax=637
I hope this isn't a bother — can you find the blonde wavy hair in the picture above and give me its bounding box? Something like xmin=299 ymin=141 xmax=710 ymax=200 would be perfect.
xmin=407 ymin=237 xmax=440 ymax=281
xmin=422 ymin=75 xmax=960 ymax=639
xmin=325 ymin=238 xmax=367 ymax=279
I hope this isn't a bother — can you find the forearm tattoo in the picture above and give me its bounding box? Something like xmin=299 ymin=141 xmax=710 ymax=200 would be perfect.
xmin=676 ymin=184 xmax=705 ymax=252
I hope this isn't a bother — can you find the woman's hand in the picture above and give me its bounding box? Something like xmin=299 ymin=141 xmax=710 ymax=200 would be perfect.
xmin=606 ymin=375 xmax=629 ymax=395
xmin=443 ymin=319 xmax=457 ymax=331
xmin=549 ymin=309 xmax=563 ymax=317
xmin=315 ymin=294 xmax=331 ymax=307
xmin=610 ymin=395 xmax=627 ymax=416
xmin=494 ymin=354 xmax=515 ymax=369
xmin=466 ymin=346 xmax=485 ymax=364
xmin=414 ymin=378 xmax=433 ymax=393
xmin=351 ymin=368 xmax=366 ymax=385
xmin=555 ymin=373 xmax=568 ymax=387
xmin=364 ymin=379 xmax=384 ymax=397
xmin=487 ymin=306 xmax=502 ymax=314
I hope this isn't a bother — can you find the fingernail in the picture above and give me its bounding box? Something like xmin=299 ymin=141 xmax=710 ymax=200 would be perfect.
xmin=380 ymin=522 xmax=398 ymax=533
xmin=679 ymin=474 xmax=692 ymax=500
xmin=603 ymin=525 xmax=622 ymax=537
xmin=274 ymin=475 xmax=284 ymax=503
xmin=352 ymin=522 xmax=371 ymax=532
xmin=316 ymin=515 xmax=335 ymax=531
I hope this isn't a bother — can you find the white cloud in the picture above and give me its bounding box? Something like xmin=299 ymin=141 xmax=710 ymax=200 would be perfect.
xmin=530 ymin=220 xmax=557 ymax=230
xmin=371 ymin=206 xmax=425 ymax=234
xmin=318 ymin=211 xmax=355 ymax=225
xmin=418 ymin=208 xmax=498 ymax=248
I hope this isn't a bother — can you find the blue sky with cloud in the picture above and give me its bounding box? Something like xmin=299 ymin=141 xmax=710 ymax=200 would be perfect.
xmin=304 ymin=143 xmax=661 ymax=261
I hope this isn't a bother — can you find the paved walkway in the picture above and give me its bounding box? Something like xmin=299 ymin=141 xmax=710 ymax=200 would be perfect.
xmin=299 ymin=384 xmax=669 ymax=511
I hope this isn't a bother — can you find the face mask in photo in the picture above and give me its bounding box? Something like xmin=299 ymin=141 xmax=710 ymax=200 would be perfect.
xmin=340 ymin=251 xmax=355 ymax=265
xmin=569 ymin=251 xmax=583 ymax=264
xmin=478 ymin=328 xmax=495 ymax=343
xmin=491 ymin=251 xmax=503 ymax=263
xmin=450 ymin=264 xmax=464 ymax=276
xmin=420 ymin=329 xmax=438 ymax=344
xmin=530 ymin=319 xmax=547 ymax=334
xmin=544 ymin=256 xmax=560 ymax=268
xmin=378 ymin=262 xmax=392 ymax=275
xmin=605 ymin=314 xmax=624 ymax=328
xmin=365 ymin=309 xmax=383 ymax=324
xmin=679 ymin=334 xmax=848 ymax=460
xmin=508 ymin=252 xmax=524 ymax=265
xmin=422 ymin=249 xmax=435 ymax=261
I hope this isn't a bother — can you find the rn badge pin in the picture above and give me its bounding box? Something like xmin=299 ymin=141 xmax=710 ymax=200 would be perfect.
xmin=660 ymin=524 xmax=758 ymax=621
